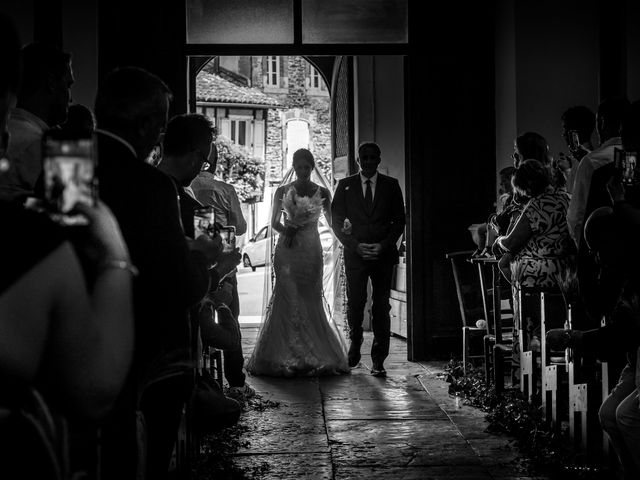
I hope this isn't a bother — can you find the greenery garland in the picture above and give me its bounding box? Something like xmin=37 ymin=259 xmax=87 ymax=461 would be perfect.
xmin=443 ymin=359 xmax=613 ymax=480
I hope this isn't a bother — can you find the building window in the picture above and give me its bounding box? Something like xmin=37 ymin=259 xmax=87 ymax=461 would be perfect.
xmin=311 ymin=66 xmax=321 ymax=89
xmin=230 ymin=119 xmax=248 ymax=146
xmin=265 ymin=56 xmax=280 ymax=87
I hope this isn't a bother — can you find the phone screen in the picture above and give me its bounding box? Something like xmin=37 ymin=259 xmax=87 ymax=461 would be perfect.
xmin=219 ymin=226 xmax=236 ymax=251
xmin=569 ymin=130 xmax=581 ymax=150
xmin=42 ymin=131 xmax=97 ymax=225
xmin=623 ymin=151 xmax=638 ymax=185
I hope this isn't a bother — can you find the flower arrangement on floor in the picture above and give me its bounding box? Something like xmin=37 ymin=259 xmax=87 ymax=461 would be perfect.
xmin=443 ymin=359 xmax=611 ymax=480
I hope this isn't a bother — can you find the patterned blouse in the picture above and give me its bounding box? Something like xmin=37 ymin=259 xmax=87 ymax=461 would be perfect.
xmin=512 ymin=187 xmax=574 ymax=289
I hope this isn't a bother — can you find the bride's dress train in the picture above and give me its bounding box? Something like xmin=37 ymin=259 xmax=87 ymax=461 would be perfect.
xmin=246 ymin=190 xmax=349 ymax=377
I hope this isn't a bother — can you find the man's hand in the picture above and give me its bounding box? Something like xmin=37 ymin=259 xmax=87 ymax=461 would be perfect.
xmin=191 ymin=234 xmax=223 ymax=266
xmin=357 ymin=243 xmax=382 ymax=260
xmin=557 ymin=152 xmax=572 ymax=173
xmin=210 ymin=281 xmax=233 ymax=306
xmin=213 ymin=248 xmax=241 ymax=280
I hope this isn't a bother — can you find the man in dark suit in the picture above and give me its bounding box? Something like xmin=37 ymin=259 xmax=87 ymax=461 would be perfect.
xmin=93 ymin=67 xmax=222 ymax=479
xmin=331 ymin=142 xmax=406 ymax=376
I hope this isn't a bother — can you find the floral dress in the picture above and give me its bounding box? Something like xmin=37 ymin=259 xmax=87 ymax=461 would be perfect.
xmin=511 ymin=187 xmax=574 ymax=289
xmin=510 ymin=187 xmax=575 ymax=377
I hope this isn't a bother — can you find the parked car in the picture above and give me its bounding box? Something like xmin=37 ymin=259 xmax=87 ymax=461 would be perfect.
xmin=241 ymin=220 xmax=335 ymax=271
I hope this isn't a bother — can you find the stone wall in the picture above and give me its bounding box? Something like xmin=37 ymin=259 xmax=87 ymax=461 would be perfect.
xmin=261 ymin=56 xmax=330 ymax=185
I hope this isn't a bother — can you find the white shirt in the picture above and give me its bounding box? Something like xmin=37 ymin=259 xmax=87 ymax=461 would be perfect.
xmin=359 ymin=171 xmax=378 ymax=201
xmin=566 ymin=136 xmax=622 ymax=249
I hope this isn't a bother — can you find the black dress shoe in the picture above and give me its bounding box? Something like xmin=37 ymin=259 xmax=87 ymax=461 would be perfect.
xmin=348 ymin=337 xmax=363 ymax=368
xmin=370 ymin=362 xmax=386 ymax=377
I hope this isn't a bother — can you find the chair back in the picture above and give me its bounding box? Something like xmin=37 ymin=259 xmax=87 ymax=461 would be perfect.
xmin=445 ymin=250 xmax=484 ymax=328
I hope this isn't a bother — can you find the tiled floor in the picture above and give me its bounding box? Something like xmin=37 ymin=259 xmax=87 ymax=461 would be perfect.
xmin=229 ymin=328 xmax=548 ymax=480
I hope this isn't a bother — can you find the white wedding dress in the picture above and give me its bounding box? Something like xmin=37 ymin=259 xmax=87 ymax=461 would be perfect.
xmin=246 ymin=187 xmax=349 ymax=377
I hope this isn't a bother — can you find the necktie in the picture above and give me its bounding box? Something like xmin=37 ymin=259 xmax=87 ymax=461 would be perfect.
xmin=365 ymin=179 xmax=373 ymax=209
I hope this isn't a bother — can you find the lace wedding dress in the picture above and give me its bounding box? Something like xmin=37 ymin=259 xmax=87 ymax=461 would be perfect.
xmin=246 ymin=187 xmax=349 ymax=377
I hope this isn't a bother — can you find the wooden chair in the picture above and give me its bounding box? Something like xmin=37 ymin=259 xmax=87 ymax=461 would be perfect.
xmin=476 ymin=258 xmax=514 ymax=392
xmin=539 ymin=292 xmax=569 ymax=428
xmin=445 ymin=251 xmax=486 ymax=374
xmin=566 ymin=305 xmax=589 ymax=452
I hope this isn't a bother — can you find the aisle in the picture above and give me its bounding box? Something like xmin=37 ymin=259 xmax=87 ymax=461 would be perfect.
xmin=225 ymin=329 xmax=548 ymax=479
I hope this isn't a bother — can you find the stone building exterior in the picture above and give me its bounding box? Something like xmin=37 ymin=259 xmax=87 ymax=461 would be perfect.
xmin=196 ymin=55 xmax=331 ymax=236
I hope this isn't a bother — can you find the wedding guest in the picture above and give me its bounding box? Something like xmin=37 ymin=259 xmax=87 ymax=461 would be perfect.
xmin=557 ymin=105 xmax=595 ymax=193
xmin=495 ymin=159 xmax=574 ymax=367
xmin=567 ymin=96 xmax=630 ymax=324
xmin=94 ymin=67 xmax=220 ymax=480
xmin=0 ymin=43 xmax=74 ymax=203
xmin=0 ymin=13 xmax=134 ymax=477
xmin=567 ymin=96 xmax=629 ymax=250
xmin=190 ymin=130 xmax=254 ymax=402
xmin=547 ymin=206 xmax=640 ymax=480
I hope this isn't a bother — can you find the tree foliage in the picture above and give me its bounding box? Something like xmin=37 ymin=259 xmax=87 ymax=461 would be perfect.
xmin=214 ymin=135 xmax=265 ymax=203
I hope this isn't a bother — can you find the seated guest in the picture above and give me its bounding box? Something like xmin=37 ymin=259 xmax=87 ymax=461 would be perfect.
xmin=548 ymin=206 xmax=640 ymax=480
xmin=471 ymin=166 xmax=516 ymax=257
xmin=0 ymin=42 xmax=74 ymax=203
xmin=488 ymin=132 xmax=554 ymax=249
xmin=0 ymin=13 xmax=134 ymax=477
xmin=557 ymin=105 xmax=596 ymax=193
xmin=567 ymin=97 xmax=630 ymax=326
xmin=495 ymin=159 xmax=574 ymax=365
xmin=93 ymin=67 xmax=223 ymax=480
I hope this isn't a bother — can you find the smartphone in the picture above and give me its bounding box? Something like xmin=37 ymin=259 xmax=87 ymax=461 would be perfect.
xmin=218 ymin=226 xmax=236 ymax=252
xmin=613 ymin=148 xmax=638 ymax=186
xmin=569 ymin=130 xmax=581 ymax=151
xmin=194 ymin=206 xmax=215 ymax=238
xmin=623 ymin=151 xmax=638 ymax=185
xmin=42 ymin=129 xmax=97 ymax=225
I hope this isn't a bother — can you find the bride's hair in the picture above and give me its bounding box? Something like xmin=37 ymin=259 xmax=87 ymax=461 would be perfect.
xmin=293 ymin=148 xmax=315 ymax=168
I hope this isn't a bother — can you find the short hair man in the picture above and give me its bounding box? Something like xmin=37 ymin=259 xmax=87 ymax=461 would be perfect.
xmin=190 ymin=132 xmax=254 ymax=401
xmin=0 ymin=43 xmax=74 ymax=202
xmin=559 ymin=105 xmax=596 ymax=193
xmin=160 ymin=113 xmax=214 ymax=237
xmin=567 ymin=96 xmax=630 ymax=325
xmin=93 ymin=67 xmax=223 ymax=480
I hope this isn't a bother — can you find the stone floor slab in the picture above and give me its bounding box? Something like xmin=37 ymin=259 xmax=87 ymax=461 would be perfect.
xmin=323 ymin=398 xmax=445 ymax=420
xmin=232 ymin=452 xmax=333 ymax=479
xmin=333 ymin=464 xmax=493 ymax=479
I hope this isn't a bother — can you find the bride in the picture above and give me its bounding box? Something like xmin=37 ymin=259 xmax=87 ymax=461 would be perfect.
xmin=246 ymin=148 xmax=349 ymax=377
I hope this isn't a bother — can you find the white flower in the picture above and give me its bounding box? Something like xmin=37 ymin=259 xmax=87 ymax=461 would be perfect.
xmin=282 ymin=188 xmax=323 ymax=228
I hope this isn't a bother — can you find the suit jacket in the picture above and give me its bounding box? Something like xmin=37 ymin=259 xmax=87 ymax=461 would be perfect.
xmin=331 ymin=172 xmax=406 ymax=264
xmin=96 ymin=131 xmax=210 ymax=370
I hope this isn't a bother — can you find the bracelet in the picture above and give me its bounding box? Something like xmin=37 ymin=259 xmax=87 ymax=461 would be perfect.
xmin=99 ymin=259 xmax=139 ymax=277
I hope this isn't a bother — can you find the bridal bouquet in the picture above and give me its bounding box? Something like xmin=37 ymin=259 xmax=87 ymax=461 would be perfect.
xmin=282 ymin=188 xmax=323 ymax=246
